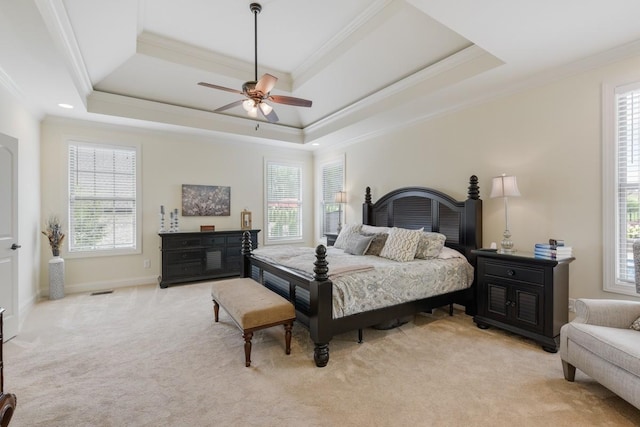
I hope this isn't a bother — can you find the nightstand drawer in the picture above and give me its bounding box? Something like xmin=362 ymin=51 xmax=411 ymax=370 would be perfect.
xmin=483 ymin=260 xmax=545 ymax=285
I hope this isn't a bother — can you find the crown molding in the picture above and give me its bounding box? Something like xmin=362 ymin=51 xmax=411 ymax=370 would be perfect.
xmin=136 ymin=32 xmax=293 ymax=92
xmin=87 ymin=90 xmax=306 ymax=145
xmin=34 ymin=0 xmax=92 ymax=106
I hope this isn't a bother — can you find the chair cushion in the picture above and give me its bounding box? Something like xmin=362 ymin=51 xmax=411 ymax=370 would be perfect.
xmin=564 ymin=322 xmax=640 ymax=378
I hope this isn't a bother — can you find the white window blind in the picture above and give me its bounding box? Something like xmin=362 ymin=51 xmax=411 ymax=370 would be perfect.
xmin=615 ymin=85 xmax=640 ymax=287
xmin=68 ymin=142 xmax=138 ymax=254
xmin=265 ymin=161 xmax=302 ymax=243
xmin=321 ymin=160 xmax=344 ymax=235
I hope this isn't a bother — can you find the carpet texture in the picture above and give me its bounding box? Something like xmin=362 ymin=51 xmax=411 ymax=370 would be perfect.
xmin=4 ymin=282 xmax=639 ymax=426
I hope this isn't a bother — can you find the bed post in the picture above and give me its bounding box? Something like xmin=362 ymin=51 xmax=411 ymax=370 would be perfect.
xmin=309 ymin=245 xmax=332 ymax=367
xmin=463 ymin=175 xmax=482 ymax=315
xmin=362 ymin=186 xmax=373 ymax=225
xmin=241 ymin=231 xmax=252 ymax=278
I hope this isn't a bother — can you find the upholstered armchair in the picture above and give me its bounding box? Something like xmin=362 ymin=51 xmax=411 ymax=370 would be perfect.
xmin=559 ymin=241 xmax=640 ymax=410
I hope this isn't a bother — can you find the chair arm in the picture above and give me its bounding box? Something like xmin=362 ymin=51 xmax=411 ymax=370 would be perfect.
xmin=573 ymin=298 xmax=640 ymax=328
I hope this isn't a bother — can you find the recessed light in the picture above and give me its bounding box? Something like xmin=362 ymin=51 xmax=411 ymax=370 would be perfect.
xmin=312 ymin=143 xmax=319 ymax=146
xmin=58 ymin=103 xmax=74 ymax=109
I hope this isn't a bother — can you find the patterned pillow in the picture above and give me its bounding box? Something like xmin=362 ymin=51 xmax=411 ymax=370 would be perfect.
xmin=415 ymin=232 xmax=447 ymax=259
xmin=344 ymin=234 xmax=375 ymax=255
xmin=333 ymin=223 xmax=362 ymax=249
xmin=631 ymin=317 xmax=640 ymax=331
xmin=379 ymin=227 xmax=423 ymax=262
xmin=361 ymin=225 xmax=390 ymax=235
xmin=365 ymin=233 xmax=388 ymax=256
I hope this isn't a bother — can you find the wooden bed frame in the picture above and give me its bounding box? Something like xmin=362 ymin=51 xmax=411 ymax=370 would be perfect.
xmin=241 ymin=175 xmax=483 ymax=367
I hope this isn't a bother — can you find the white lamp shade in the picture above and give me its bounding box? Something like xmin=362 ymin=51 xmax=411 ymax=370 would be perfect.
xmin=490 ymin=175 xmax=521 ymax=198
xmin=334 ymin=191 xmax=347 ymax=204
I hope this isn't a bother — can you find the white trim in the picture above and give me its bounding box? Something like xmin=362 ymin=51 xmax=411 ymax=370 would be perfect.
xmin=65 ymin=139 xmax=142 ymax=259
xmin=602 ymin=79 xmax=640 ymax=296
xmin=263 ymin=158 xmax=304 ymax=245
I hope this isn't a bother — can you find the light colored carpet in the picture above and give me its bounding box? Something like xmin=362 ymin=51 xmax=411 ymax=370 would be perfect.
xmin=4 ymin=282 xmax=639 ymax=426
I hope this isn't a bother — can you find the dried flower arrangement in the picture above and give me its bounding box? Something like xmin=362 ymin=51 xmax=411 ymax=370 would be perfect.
xmin=42 ymin=215 xmax=65 ymax=257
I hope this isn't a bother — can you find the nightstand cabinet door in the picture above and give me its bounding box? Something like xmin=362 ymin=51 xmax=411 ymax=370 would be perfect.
xmin=473 ymin=251 xmax=573 ymax=353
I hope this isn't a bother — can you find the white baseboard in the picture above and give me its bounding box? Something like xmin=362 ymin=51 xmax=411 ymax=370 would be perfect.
xmin=43 ymin=275 xmax=159 ymax=297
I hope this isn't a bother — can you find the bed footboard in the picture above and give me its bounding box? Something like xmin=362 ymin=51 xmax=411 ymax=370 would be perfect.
xmin=241 ymin=233 xmax=334 ymax=367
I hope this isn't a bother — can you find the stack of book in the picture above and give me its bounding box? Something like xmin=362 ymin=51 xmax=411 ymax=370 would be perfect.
xmin=534 ymin=239 xmax=573 ymax=259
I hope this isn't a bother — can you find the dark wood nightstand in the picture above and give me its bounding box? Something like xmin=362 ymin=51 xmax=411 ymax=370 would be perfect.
xmin=325 ymin=233 xmax=338 ymax=247
xmin=471 ymin=250 xmax=574 ymax=352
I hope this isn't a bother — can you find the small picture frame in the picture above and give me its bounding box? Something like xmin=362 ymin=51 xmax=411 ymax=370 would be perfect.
xmin=241 ymin=209 xmax=252 ymax=230
xmin=200 ymin=225 xmax=215 ymax=232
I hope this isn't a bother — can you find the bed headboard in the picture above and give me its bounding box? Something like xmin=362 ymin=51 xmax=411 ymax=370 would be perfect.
xmin=362 ymin=175 xmax=483 ymax=261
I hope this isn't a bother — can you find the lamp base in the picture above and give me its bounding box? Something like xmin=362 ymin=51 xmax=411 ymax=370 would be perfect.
xmin=499 ymin=229 xmax=515 ymax=254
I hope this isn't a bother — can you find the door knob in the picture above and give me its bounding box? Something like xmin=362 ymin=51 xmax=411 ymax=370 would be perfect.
xmin=10 ymin=243 xmax=21 ymax=250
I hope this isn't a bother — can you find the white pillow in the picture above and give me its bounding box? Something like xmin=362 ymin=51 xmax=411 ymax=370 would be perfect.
xmin=415 ymin=232 xmax=446 ymax=259
xmin=333 ymin=223 xmax=362 ymax=249
xmin=379 ymin=227 xmax=423 ymax=262
xmin=437 ymin=246 xmax=465 ymax=260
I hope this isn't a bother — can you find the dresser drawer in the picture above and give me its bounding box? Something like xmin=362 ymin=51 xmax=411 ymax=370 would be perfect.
xmin=166 ymin=249 xmax=202 ymax=264
xmin=167 ymin=262 xmax=202 ymax=278
xmin=163 ymin=237 xmax=202 ymax=249
xmin=483 ymin=260 xmax=545 ymax=285
xmin=201 ymin=236 xmax=226 ymax=246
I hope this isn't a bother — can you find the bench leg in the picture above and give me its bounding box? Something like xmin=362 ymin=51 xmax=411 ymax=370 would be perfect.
xmin=284 ymin=322 xmax=293 ymax=355
xmin=212 ymin=300 xmax=219 ymax=322
xmin=243 ymin=331 xmax=253 ymax=367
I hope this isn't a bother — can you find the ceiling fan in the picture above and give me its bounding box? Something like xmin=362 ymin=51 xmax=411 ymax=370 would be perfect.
xmin=198 ymin=3 xmax=312 ymax=123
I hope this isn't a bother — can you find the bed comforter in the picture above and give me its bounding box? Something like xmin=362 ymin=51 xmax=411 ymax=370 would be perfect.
xmin=252 ymin=246 xmax=474 ymax=319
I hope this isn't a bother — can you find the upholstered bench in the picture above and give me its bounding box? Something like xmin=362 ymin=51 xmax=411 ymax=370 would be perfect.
xmin=210 ymin=278 xmax=295 ymax=367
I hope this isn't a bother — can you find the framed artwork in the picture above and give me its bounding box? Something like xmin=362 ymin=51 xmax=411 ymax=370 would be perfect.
xmin=241 ymin=209 xmax=252 ymax=230
xmin=182 ymin=184 xmax=230 ymax=216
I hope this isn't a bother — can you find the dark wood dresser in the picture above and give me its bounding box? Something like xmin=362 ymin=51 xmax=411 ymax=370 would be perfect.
xmin=159 ymin=230 xmax=259 ymax=288
xmin=472 ymin=250 xmax=574 ymax=352
xmin=0 ymin=308 xmax=16 ymax=426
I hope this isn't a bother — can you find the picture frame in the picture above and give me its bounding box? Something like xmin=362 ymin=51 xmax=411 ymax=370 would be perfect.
xmin=200 ymin=225 xmax=215 ymax=232
xmin=241 ymin=209 xmax=252 ymax=230
xmin=182 ymin=184 xmax=230 ymax=216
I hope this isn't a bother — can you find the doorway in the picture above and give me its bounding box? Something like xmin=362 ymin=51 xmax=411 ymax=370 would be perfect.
xmin=0 ymin=132 xmax=19 ymax=341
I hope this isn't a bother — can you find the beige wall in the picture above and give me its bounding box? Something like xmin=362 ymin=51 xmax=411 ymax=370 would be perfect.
xmin=40 ymin=119 xmax=313 ymax=294
xmin=35 ymin=53 xmax=640 ymax=302
xmin=0 ymin=85 xmax=42 ymax=318
xmin=318 ymin=54 xmax=640 ymax=302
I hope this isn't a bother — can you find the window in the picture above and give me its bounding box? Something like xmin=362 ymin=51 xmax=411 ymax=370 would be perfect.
xmin=68 ymin=141 xmax=140 ymax=255
xmin=265 ymin=160 xmax=302 ymax=244
xmin=320 ymin=159 xmax=345 ymax=235
xmin=603 ymin=81 xmax=640 ymax=295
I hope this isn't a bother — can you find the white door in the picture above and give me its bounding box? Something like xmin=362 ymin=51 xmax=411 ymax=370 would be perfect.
xmin=0 ymin=132 xmax=19 ymax=341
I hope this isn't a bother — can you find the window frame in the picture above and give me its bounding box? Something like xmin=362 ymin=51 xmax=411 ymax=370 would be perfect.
xmin=264 ymin=159 xmax=304 ymax=245
xmin=603 ymin=80 xmax=640 ymax=296
xmin=66 ymin=140 xmax=142 ymax=258
xmin=318 ymin=156 xmax=345 ymax=238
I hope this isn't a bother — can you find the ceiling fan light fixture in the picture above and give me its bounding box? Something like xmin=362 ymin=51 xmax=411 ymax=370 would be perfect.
xmin=197 ymin=2 xmax=312 ymax=124
xmin=243 ymin=99 xmax=255 ymax=112
xmin=259 ymin=102 xmax=273 ymax=115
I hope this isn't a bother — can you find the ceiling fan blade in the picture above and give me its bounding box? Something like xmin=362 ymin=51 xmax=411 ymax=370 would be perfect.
xmin=198 ymin=82 xmax=243 ymax=95
xmin=255 ymin=74 xmax=277 ymax=94
xmin=268 ymin=95 xmax=312 ymax=107
xmin=214 ymin=99 xmax=244 ymax=112
xmin=259 ymin=102 xmax=279 ymax=123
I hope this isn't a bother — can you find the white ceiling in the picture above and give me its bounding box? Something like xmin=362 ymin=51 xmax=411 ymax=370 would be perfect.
xmin=3 ymin=0 xmax=640 ymax=149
